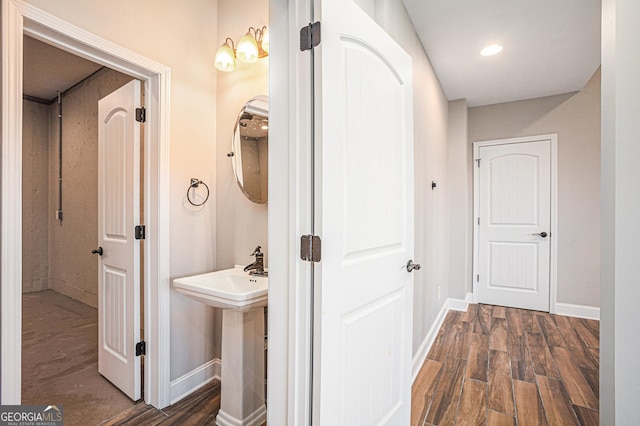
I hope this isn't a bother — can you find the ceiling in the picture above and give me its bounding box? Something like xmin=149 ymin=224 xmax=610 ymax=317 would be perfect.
xmin=23 ymin=2 xmax=601 ymax=107
xmin=401 ymin=0 xmax=601 ymax=107
xmin=23 ymin=36 xmax=103 ymax=102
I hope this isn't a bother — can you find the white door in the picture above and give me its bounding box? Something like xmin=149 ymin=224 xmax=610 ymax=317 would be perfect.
xmin=97 ymin=80 xmax=142 ymax=400
xmin=315 ymin=1 xmax=415 ymax=424
xmin=475 ymin=139 xmax=551 ymax=311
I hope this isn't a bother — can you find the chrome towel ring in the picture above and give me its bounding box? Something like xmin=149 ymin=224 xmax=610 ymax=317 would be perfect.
xmin=187 ymin=178 xmax=210 ymax=207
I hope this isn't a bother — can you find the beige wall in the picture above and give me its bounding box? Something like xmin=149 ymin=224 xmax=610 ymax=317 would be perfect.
xmin=371 ymin=0 xmax=451 ymax=355
xmin=47 ymin=69 xmax=133 ymax=308
xmin=22 ymin=100 xmax=50 ymax=294
xmin=23 ymin=0 xmax=220 ymax=381
xmin=215 ymin=0 xmax=269 ymax=271
xmin=468 ymin=68 xmax=601 ymax=307
xmin=447 ymin=99 xmax=471 ymax=299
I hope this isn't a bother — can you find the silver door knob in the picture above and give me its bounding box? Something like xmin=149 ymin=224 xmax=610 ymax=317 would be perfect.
xmin=406 ymin=260 xmax=421 ymax=272
xmin=531 ymin=232 xmax=548 ymax=238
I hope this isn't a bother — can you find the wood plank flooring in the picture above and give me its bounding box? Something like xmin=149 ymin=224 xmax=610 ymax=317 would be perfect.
xmin=100 ymin=381 xmax=222 ymax=425
xmin=412 ymin=304 xmax=599 ymax=426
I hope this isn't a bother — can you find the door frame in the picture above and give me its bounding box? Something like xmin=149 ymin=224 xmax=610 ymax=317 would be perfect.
xmin=1 ymin=0 xmax=172 ymax=407
xmin=472 ymin=134 xmax=558 ymax=313
xmin=268 ymin=0 xmax=314 ymax=424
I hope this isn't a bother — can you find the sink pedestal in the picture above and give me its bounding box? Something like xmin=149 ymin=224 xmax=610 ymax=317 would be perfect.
xmin=216 ymin=307 xmax=266 ymax=426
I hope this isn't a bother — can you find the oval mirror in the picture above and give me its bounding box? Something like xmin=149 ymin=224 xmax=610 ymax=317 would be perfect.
xmin=230 ymin=95 xmax=269 ymax=204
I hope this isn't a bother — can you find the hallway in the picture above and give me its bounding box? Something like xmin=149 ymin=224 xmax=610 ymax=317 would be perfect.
xmin=412 ymin=304 xmax=599 ymax=425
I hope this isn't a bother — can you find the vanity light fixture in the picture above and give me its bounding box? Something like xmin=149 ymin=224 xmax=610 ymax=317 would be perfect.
xmin=214 ymin=38 xmax=236 ymax=72
xmin=262 ymin=27 xmax=270 ymax=54
xmin=215 ymin=26 xmax=268 ymax=72
xmin=480 ymin=44 xmax=503 ymax=56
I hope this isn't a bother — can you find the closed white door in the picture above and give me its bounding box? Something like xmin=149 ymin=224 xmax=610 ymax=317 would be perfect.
xmin=475 ymin=139 xmax=551 ymax=311
xmin=315 ymin=0 xmax=415 ymax=424
xmin=97 ymin=80 xmax=142 ymax=400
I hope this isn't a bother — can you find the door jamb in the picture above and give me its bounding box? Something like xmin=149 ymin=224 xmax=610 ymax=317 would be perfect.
xmin=268 ymin=0 xmax=314 ymax=424
xmin=1 ymin=0 xmax=172 ymax=407
xmin=472 ymin=134 xmax=558 ymax=313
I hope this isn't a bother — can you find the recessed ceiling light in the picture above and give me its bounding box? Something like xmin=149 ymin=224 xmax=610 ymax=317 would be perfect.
xmin=480 ymin=44 xmax=503 ymax=56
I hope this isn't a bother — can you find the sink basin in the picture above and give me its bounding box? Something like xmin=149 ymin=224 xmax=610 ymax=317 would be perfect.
xmin=173 ymin=266 xmax=268 ymax=310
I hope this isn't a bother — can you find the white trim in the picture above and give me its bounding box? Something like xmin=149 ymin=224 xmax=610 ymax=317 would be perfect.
xmin=268 ymin=0 xmax=313 ymax=425
xmin=169 ymin=359 xmax=221 ymax=405
xmin=411 ymin=301 xmax=449 ymax=383
xmin=472 ymin=134 xmax=558 ymax=313
xmin=555 ymin=303 xmax=600 ymax=321
xmin=411 ymin=296 xmax=472 ymax=382
xmin=1 ymin=0 xmax=171 ymax=407
xmin=217 ymin=404 xmax=267 ymax=426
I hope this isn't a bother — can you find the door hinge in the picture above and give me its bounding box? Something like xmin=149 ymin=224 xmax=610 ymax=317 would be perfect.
xmin=135 ymin=225 xmax=146 ymax=240
xmin=136 ymin=107 xmax=146 ymax=123
xmin=477 ymin=274 xmax=480 ymax=282
xmin=136 ymin=341 xmax=146 ymax=356
xmin=478 ymin=217 xmax=480 ymax=225
xmin=300 ymin=21 xmax=321 ymax=51
xmin=475 ymin=158 xmax=481 ymax=168
xmin=300 ymin=235 xmax=321 ymax=262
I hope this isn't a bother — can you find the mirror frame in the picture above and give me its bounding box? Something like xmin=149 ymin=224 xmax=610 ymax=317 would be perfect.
xmin=230 ymin=95 xmax=269 ymax=204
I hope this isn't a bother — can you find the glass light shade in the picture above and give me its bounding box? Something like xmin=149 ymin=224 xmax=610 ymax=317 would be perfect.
xmin=236 ymin=33 xmax=259 ymax=63
xmin=262 ymin=27 xmax=270 ymax=54
xmin=214 ymin=43 xmax=236 ymax=72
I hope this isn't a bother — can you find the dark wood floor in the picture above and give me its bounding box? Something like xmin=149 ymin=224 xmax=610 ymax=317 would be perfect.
xmin=101 ymin=381 xmax=222 ymax=425
xmin=412 ymin=304 xmax=600 ymax=426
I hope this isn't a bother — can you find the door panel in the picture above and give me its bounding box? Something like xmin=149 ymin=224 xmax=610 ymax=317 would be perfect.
xmin=316 ymin=1 xmax=414 ymax=423
xmin=477 ymin=140 xmax=551 ymax=311
xmin=97 ymin=80 xmax=141 ymax=401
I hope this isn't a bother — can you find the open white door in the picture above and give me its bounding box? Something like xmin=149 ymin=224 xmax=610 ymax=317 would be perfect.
xmin=314 ymin=1 xmax=415 ymax=423
xmin=97 ymin=80 xmax=142 ymax=401
xmin=475 ymin=138 xmax=552 ymax=311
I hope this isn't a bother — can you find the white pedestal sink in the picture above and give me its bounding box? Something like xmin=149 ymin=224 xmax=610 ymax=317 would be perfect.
xmin=173 ymin=267 xmax=267 ymax=426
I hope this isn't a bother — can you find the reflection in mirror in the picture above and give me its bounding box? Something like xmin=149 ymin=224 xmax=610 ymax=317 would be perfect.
xmin=231 ymin=95 xmax=268 ymax=204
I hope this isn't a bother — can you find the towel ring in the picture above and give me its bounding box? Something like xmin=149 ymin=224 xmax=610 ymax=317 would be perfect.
xmin=187 ymin=178 xmax=210 ymax=207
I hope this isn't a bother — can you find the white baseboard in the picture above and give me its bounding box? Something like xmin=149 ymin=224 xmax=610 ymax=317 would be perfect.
xmin=411 ymin=294 xmax=472 ymax=382
xmin=449 ymin=293 xmax=473 ymax=311
xmin=555 ymin=303 xmax=600 ymax=320
xmin=169 ymin=358 xmax=221 ymax=404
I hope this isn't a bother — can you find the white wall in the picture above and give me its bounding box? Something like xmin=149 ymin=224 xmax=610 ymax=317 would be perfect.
xmin=371 ymin=0 xmax=450 ymax=356
xmin=447 ymin=99 xmax=471 ymax=299
xmin=23 ymin=0 xmax=220 ymax=381
xmin=468 ymin=69 xmax=601 ymax=308
xmin=215 ymin=0 xmax=269 ymax=271
xmin=601 ymin=0 xmax=640 ymax=421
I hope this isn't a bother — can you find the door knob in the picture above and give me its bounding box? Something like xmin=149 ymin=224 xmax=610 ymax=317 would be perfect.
xmin=406 ymin=260 xmax=421 ymax=272
xmin=531 ymin=232 xmax=548 ymax=238
xmin=91 ymin=247 xmax=103 ymax=256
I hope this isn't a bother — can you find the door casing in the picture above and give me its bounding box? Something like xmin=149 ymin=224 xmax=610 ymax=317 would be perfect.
xmin=1 ymin=0 xmax=171 ymax=407
xmin=472 ymin=134 xmax=558 ymax=313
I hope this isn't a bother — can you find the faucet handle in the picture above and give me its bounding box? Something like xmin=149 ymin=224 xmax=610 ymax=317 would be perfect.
xmin=250 ymin=246 xmax=262 ymax=256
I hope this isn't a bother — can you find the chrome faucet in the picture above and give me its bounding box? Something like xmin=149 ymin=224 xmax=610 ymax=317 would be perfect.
xmin=244 ymin=246 xmax=267 ymax=276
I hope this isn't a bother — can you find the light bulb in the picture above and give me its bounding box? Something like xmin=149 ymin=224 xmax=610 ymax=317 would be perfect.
xmin=214 ymin=40 xmax=236 ymax=72
xmin=262 ymin=27 xmax=270 ymax=54
xmin=236 ymin=32 xmax=259 ymax=63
